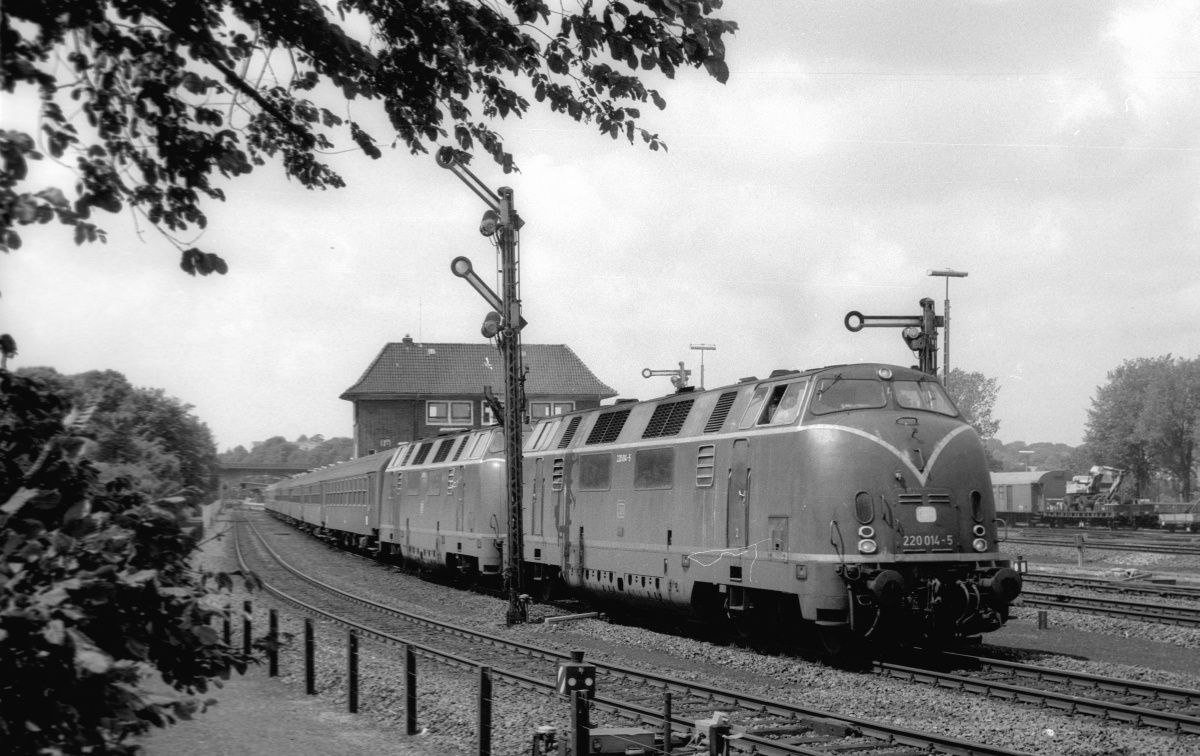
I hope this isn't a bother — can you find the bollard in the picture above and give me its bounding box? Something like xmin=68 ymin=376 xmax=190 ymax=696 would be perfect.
xmin=305 ymin=618 xmax=315 ymax=694
xmin=268 ymin=609 xmax=278 ymax=677
xmin=571 ymin=691 xmax=590 ymax=756
xmin=477 ymin=666 xmax=492 ymax=756
xmin=243 ymin=600 xmax=252 ymax=656
xmin=663 ymin=691 xmax=673 ymax=756
xmin=1038 ymin=609 xmax=1049 ymax=629
xmin=223 ymin=614 xmax=231 ymax=645
xmin=404 ymin=644 xmax=418 ymax=735
xmin=347 ymin=629 xmax=359 ymax=713
xmin=1075 ymin=533 xmax=1085 ymax=567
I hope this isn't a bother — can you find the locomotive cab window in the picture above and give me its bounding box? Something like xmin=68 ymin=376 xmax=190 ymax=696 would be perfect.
xmin=810 ymin=377 xmax=888 ymax=415
xmin=893 ymin=380 xmax=959 ymax=417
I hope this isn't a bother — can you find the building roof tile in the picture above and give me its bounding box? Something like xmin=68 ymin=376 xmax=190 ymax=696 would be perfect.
xmin=341 ymin=339 xmax=617 ymax=399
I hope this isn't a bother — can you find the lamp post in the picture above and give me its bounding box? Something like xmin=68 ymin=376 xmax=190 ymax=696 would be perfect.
xmin=1019 ymin=450 xmax=1036 ymax=472
xmin=926 ymin=269 xmax=968 ymax=386
xmin=689 ymin=344 xmax=716 ymax=390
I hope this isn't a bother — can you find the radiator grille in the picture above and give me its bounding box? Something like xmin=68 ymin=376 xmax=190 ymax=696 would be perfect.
xmin=642 ymin=399 xmax=694 ymax=438
xmin=557 ymin=416 xmax=582 ymax=449
xmin=586 ymin=409 xmax=630 ymax=445
xmin=704 ymin=392 xmax=738 ymax=433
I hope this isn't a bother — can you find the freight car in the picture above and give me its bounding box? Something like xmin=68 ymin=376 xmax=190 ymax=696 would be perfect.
xmin=265 ymin=362 xmax=1022 ymax=649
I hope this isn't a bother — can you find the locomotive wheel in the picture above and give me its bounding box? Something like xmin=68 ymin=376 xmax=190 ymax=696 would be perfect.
xmin=817 ymin=626 xmax=858 ymax=658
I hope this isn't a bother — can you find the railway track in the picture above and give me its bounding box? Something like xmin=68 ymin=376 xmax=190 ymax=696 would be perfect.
xmin=1016 ymin=589 xmax=1200 ymax=628
xmin=1002 ymin=535 xmax=1200 ymax=556
xmin=876 ymin=651 xmax=1200 ymax=734
xmin=1023 ymin=573 xmax=1200 ymax=601
xmin=235 ymin=511 xmax=1200 ymax=749
xmin=234 ymin=512 xmax=1032 ymax=756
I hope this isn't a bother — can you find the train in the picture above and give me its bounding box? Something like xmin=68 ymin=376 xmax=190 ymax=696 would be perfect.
xmin=992 ymin=469 xmax=1197 ymax=530
xmin=265 ymin=361 xmax=1023 ymax=649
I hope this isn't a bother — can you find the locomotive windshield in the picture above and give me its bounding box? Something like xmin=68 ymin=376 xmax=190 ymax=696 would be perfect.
xmin=893 ymin=380 xmax=959 ymax=417
xmin=810 ymin=377 xmax=888 ymax=414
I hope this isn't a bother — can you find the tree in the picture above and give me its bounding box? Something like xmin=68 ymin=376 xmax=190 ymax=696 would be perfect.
xmin=1 ymin=369 xmax=259 ymax=755
xmin=1086 ymin=356 xmax=1200 ymax=500
xmin=16 ymin=368 xmax=222 ymax=499
xmin=2 ymin=0 xmax=737 ymax=274
xmin=945 ymin=367 xmax=1000 ymax=440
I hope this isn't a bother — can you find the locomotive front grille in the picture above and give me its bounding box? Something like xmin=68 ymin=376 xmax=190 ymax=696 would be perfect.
xmin=897 ymin=490 xmax=951 ymax=506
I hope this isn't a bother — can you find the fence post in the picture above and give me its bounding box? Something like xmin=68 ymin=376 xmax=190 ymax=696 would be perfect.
xmin=1038 ymin=609 xmax=1049 ymax=630
xmin=404 ymin=644 xmax=418 ymax=736
xmin=268 ymin=609 xmax=279 ymax=677
xmin=223 ymin=614 xmax=231 ymax=645
xmin=242 ymin=600 xmax=252 ymax=656
xmin=477 ymin=666 xmax=492 ymax=756
xmin=347 ymin=629 xmax=359 ymax=713
xmin=571 ymin=691 xmax=589 ymax=756
xmin=305 ymin=618 xmax=315 ymax=694
xmin=663 ymin=691 xmax=673 ymax=755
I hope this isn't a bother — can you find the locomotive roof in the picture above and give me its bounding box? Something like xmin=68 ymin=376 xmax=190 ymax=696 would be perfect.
xmin=272 ymin=447 xmax=398 ymax=486
xmin=340 ymin=338 xmax=617 ymax=399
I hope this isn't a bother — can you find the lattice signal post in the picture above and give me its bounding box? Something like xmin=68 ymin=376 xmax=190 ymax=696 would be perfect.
xmin=439 ymin=147 xmax=528 ymax=625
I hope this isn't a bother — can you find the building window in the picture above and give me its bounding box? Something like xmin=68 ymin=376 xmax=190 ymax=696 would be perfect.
xmin=427 ymin=400 xmax=473 ymax=425
xmin=482 ymin=404 xmax=498 ymax=426
xmin=531 ymin=401 xmax=575 ymax=418
xmin=379 ymin=438 xmax=392 ymax=448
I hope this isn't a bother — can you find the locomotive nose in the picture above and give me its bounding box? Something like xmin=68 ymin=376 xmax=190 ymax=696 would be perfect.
xmin=985 ymin=567 xmax=1022 ymax=604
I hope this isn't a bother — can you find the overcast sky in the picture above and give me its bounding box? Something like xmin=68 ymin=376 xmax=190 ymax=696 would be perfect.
xmin=3 ymin=0 xmax=1197 ymax=452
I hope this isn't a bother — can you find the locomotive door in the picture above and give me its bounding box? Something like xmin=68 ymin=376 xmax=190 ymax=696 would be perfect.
xmin=454 ymin=466 xmax=464 ymax=532
xmin=531 ymin=458 xmax=545 ymax=536
xmin=727 ymin=439 xmax=750 ymax=549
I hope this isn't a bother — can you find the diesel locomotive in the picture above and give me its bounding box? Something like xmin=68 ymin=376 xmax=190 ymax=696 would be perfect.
xmin=265 ymin=361 xmax=1022 ymax=647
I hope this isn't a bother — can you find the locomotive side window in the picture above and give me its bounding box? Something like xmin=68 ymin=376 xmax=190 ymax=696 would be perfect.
xmin=579 ymin=454 xmax=612 ymax=491
xmin=893 ymin=380 xmax=959 ymax=417
xmin=487 ymin=429 xmax=505 ymax=453
xmin=810 ymin=377 xmax=888 ymax=415
xmin=537 ymin=419 xmax=562 ymax=450
xmin=427 ymin=469 xmax=442 ymax=495
xmin=738 ymin=385 xmax=771 ymax=429
xmin=634 ymin=448 xmax=675 ymax=490
xmin=405 ymin=471 xmax=422 ymax=495
xmin=466 ymin=432 xmax=488 ymax=459
xmin=756 ymin=380 xmax=810 ymax=426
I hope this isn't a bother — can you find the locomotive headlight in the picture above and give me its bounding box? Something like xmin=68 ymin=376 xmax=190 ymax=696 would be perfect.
xmin=972 ymin=537 xmax=988 ymax=552
xmin=857 ymin=525 xmax=875 ymax=539
xmin=858 ymin=538 xmax=878 ymax=555
xmin=972 ymin=524 xmax=986 ymax=537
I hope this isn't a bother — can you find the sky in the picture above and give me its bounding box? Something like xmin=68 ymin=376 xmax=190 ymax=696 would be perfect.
xmin=3 ymin=0 xmax=1198 ymax=453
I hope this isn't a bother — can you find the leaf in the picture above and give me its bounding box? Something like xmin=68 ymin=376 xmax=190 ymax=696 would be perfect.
xmin=2 ymin=487 xmax=39 ymax=515
xmin=193 ymin=625 xmax=220 ymax=646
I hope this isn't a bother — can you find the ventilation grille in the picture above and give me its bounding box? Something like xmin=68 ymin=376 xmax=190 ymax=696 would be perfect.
xmin=451 ymin=435 xmax=467 ymax=462
xmin=586 ymin=409 xmax=631 ymax=445
xmin=432 ymin=440 xmax=452 ymax=464
xmin=642 ymin=399 xmax=694 ymax=438
xmin=897 ymin=491 xmax=951 ymax=506
xmin=558 ymin=416 xmax=583 ymax=449
xmin=704 ymin=392 xmax=738 ymax=433
xmin=412 ymin=441 xmax=433 ymax=465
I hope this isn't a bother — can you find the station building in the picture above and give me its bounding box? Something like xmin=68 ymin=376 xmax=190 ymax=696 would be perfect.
xmin=341 ymin=335 xmax=617 ymax=458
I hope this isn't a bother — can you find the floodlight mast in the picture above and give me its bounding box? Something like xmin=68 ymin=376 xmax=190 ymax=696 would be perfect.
xmin=440 ymin=148 xmax=527 ymax=625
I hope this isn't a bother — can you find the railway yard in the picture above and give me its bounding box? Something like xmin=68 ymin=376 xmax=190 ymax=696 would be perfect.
xmin=198 ymin=508 xmax=1200 ymax=756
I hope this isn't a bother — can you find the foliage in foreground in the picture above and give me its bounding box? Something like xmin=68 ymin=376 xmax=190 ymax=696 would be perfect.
xmin=2 ymin=0 xmax=737 ymax=274
xmin=1 ymin=370 xmax=259 ymax=755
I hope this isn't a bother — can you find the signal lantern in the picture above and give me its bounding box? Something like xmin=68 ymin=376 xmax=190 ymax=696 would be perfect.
xmin=556 ymin=650 xmax=596 ymax=699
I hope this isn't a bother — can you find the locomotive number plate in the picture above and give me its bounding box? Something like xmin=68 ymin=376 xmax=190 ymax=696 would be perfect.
xmin=902 ymin=534 xmax=955 ymax=549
